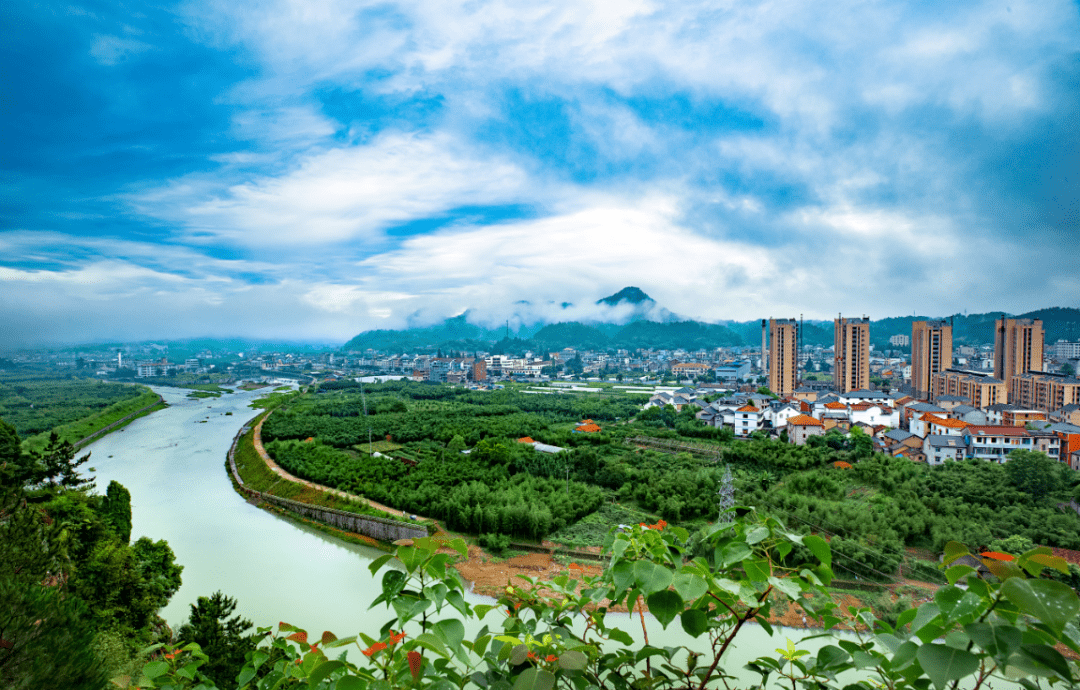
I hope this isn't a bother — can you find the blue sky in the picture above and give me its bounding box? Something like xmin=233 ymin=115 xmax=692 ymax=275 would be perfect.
xmin=2 ymin=0 xmax=1078 ymax=348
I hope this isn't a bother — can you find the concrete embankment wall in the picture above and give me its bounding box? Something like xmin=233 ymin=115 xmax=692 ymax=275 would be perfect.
xmin=227 ymin=424 xmax=428 ymax=543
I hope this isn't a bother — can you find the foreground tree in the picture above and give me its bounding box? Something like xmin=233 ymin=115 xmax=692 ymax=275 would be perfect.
xmin=128 ymin=510 xmax=1080 ymax=689
xmin=177 ymin=592 xmax=257 ymax=689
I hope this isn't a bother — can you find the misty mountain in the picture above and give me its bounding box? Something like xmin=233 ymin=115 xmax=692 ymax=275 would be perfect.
xmin=341 ymin=288 xmax=1080 ymax=355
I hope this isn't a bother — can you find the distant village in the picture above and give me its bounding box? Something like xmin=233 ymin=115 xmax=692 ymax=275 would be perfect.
xmin=10 ymin=316 xmax=1080 ymax=471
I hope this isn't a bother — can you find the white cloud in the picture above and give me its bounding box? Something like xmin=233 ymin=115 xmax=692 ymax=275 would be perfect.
xmin=133 ymin=131 xmax=538 ymax=246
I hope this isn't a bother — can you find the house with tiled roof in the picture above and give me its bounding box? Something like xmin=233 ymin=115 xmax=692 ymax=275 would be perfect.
xmin=821 ymin=412 xmax=851 ymax=433
xmin=763 ymin=402 xmax=801 ymax=430
xmin=963 ymin=425 xmax=1034 ymax=463
xmin=928 ymin=416 xmax=969 ymax=437
xmin=787 ymin=414 xmax=825 ymax=445
xmin=911 ymin=412 xmax=942 ymax=439
xmin=734 ymin=405 xmax=761 ymax=437
xmin=951 ymin=405 xmax=988 ymax=425
xmin=574 ymin=423 xmax=602 ymax=433
xmin=903 ymin=401 xmax=946 ymax=430
xmin=924 ymin=435 xmax=967 ymax=465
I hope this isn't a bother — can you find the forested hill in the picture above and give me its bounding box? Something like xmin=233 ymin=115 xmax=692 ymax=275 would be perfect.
xmin=341 ymin=305 xmax=1080 ymax=354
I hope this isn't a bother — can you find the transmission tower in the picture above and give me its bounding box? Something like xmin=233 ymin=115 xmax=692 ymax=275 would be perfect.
xmin=717 ymin=464 xmax=735 ymax=522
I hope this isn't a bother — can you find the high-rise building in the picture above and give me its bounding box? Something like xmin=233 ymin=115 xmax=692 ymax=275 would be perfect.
xmin=994 ymin=317 xmax=1044 ymax=390
xmin=933 ymin=369 xmax=1006 ymax=408
xmin=911 ymin=320 xmax=953 ymax=400
xmin=834 ymin=316 xmax=870 ymax=394
xmin=762 ymin=318 xmax=798 ymax=396
xmin=1009 ymin=371 xmax=1080 ymax=412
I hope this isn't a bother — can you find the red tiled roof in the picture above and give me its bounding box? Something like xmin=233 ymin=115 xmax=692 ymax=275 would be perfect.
xmin=824 ymin=402 xmax=847 ymax=409
xmin=736 ymin=405 xmax=758 ymax=412
xmin=932 ymin=417 xmax=969 ymax=429
xmin=517 ymin=437 xmax=535 ymax=444
xmin=920 ymin=413 xmax=944 ymax=422
xmin=575 ymin=423 xmax=602 ymax=433
xmin=789 ymin=414 xmax=823 ymax=427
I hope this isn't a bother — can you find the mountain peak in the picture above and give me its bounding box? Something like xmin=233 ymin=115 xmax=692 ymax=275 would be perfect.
xmin=597 ymin=287 xmax=654 ymax=306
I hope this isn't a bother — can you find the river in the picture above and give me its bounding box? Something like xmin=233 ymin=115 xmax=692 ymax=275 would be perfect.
xmin=85 ymin=385 xmax=857 ymax=675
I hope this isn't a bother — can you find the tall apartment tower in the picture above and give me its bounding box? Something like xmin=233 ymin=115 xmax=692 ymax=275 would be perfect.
xmin=994 ymin=317 xmax=1044 ymax=383
xmin=834 ymin=316 xmax=870 ymax=394
xmin=763 ymin=318 xmax=798 ymax=396
xmin=911 ymin=320 xmax=953 ymax=400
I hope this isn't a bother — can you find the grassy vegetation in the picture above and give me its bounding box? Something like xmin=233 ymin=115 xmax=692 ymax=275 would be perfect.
xmin=187 ymin=390 xmax=221 ymax=399
xmin=230 ymin=418 xmax=391 ymax=519
xmin=22 ymin=389 xmax=163 ymax=453
xmin=546 ymin=502 xmax=661 ymax=547
xmin=0 ymin=376 xmax=148 ymax=437
xmin=182 ymin=383 xmax=233 ymax=393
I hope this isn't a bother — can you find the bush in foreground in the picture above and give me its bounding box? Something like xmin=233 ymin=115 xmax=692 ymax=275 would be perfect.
xmin=121 ymin=512 xmax=1080 ymax=689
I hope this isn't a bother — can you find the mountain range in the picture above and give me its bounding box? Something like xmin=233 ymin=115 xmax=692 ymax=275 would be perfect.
xmin=341 ymin=289 xmax=1080 ymax=355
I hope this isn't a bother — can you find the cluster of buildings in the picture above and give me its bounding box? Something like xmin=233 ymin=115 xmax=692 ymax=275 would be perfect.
xmin=741 ymin=316 xmax=1080 ymax=470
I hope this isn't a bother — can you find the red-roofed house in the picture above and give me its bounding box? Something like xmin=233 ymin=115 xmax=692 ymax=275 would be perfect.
xmin=787 ymin=414 xmax=825 ymax=445
xmin=574 ymin=423 xmax=602 ymax=433
xmin=734 ymin=405 xmax=761 ymax=438
xmin=928 ymin=416 xmax=969 ymax=436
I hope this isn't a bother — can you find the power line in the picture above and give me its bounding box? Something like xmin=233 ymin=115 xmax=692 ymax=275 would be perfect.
xmin=757 ymin=498 xmax=901 ymax=582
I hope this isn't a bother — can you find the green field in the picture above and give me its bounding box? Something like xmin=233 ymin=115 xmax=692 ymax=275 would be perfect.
xmin=21 ymin=389 xmax=163 ymax=453
xmin=0 ymin=375 xmax=165 ymax=452
xmin=254 ymin=379 xmax=1080 ymax=584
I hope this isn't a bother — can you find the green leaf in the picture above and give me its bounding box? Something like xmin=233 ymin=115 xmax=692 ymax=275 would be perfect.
xmin=142 ymin=662 xmax=169 ymax=679
xmin=611 ymin=560 xmax=634 ymax=591
xmin=237 ymin=665 xmax=257 ymax=687
xmin=916 ymin=644 xmax=979 ymax=690
xmin=934 ymin=586 xmax=963 ymax=615
xmin=815 ymin=645 xmax=848 ymax=670
xmin=447 ymin=538 xmax=468 ymax=558
xmin=910 ymin=602 xmax=941 ymax=634
xmin=414 ymin=633 xmax=450 ymax=659
xmin=1026 ymin=553 xmax=1069 ymax=575
xmin=335 ymin=676 xmax=367 ymax=690
xmin=742 ymin=558 xmax=770 ymax=583
xmin=803 ymin=535 xmax=831 ymax=569
xmin=983 ymin=558 xmax=1025 ymax=581
xmin=511 ymin=668 xmax=556 ymax=690
xmin=509 ymin=644 xmax=529 ymax=666
xmin=746 ymin=526 xmax=769 ymax=544
xmin=608 ymin=628 xmax=634 ymax=645
xmin=646 ymin=590 xmax=683 ymax=628
xmin=308 ymin=660 xmax=344 ymax=686
xmin=943 ymin=541 xmax=969 ymax=566
xmin=367 ymin=554 xmax=393 ymax=576
xmin=718 ymin=541 xmax=752 ymax=566
xmin=558 ymin=650 xmax=588 ymax=671
xmin=680 ymin=609 xmax=708 ymax=637
xmin=433 ymin=619 xmax=465 ymax=649
xmin=1002 ymin=578 xmax=1080 ymax=635
xmin=672 ymin=571 xmax=707 ymax=602
xmin=945 ymin=565 xmax=976 ymax=586
xmin=1014 ymin=644 xmax=1074 ymax=679
xmin=633 ymin=561 xmax=673 ymax=596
